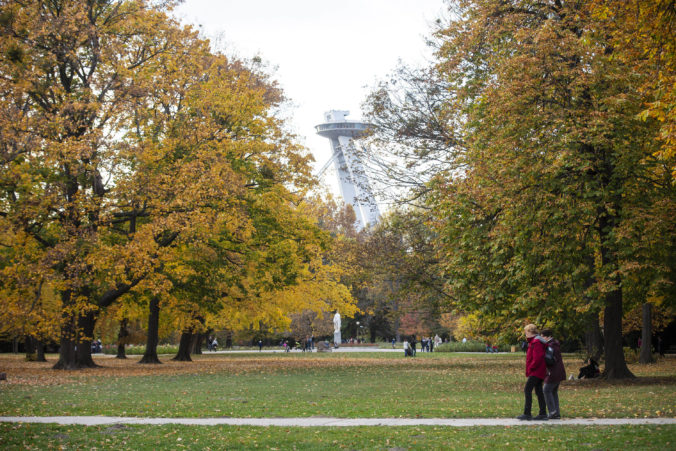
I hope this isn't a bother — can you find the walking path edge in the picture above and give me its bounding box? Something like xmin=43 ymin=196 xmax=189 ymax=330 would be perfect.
xmin=1 ymin=416 xmax=674 ymax=427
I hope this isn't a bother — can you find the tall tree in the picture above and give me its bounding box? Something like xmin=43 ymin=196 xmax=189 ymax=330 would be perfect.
xmin=0 ymin=0 xmax=328 ymax=369
xmin=0 ymin=0 xmax=200 ymax=369
xmin=365 ymin=0 xmax=674 ymax=378
xmin=433 ymin=0 xmax=674 ymax=378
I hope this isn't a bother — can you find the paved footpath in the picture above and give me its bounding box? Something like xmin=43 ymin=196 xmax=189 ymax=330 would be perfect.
xmin=1 ymin=416 xmax=674 ymax=427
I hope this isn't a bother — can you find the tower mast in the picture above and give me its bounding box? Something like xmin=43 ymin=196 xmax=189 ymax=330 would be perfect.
xmin=316 ymin=110 xmax=380 ymax=228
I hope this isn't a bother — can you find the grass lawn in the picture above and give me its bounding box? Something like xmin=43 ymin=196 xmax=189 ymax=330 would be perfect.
xmin=1 ymin=423 xmax=675 ymax=450
xmin=0 ymin=352 xmax=673 ymax=419
xmin=1 ymin=352 xmax=674 ymax=449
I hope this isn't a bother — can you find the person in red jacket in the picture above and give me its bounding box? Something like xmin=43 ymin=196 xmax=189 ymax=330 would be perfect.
xmin=517 ymin=324 xmax=548 ymax=420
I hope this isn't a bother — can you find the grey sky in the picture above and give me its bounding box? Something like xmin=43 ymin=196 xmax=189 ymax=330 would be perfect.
xmin=174 ymin=0 xmax=446 ymax=194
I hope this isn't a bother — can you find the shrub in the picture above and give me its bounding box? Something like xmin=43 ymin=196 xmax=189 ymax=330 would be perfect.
xmin=436 ymin=340 xmax=511 ymax=353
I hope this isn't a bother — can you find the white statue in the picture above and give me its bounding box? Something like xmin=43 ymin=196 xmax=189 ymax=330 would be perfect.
xmin=333 ymin=312 xmax=341 ymax=348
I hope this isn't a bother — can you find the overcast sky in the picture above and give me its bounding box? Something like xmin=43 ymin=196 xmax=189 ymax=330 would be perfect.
xmin=174 ymin=0 xmax=446 ymax=195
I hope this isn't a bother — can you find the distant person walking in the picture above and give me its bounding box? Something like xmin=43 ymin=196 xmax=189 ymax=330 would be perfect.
xmin=541 ymin=328 xmax=565 ymax=419
xmin=517 ymin=324 xmax=547 ymax=421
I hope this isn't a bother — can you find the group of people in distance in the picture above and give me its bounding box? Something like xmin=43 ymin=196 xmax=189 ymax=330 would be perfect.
xmin=518 ymin=324 xmax=566 ymax=420
xmin=206 ymin=336 xmax=218 ymax=352
xmin=90 ymin=339 xmax=102 ymax=354
xmin=402 ymin=335 xmax=443 ymax=356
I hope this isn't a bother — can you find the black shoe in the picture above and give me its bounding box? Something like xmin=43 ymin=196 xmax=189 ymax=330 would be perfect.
xmin=547 ymin=414 xmax=561 ymax=420
xmin=533 ymin=414 xmax=549 ymax=421
xmin=516 ymin=414 xmax=532 ymax=420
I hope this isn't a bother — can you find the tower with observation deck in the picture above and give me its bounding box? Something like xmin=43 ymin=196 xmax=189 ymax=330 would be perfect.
xmin=316 ymin=110 xmax=380 ymax=228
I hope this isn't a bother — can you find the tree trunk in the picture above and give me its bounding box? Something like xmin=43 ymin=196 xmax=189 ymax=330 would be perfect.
xmin=25 ymin=336 xmax=47 ymax=362
xmin=139 ymin=297 xmax=161 ymax=364
xmin=116 ymin=342 xmax=126 ymax=359
xmin=53 ymin=290 xmax=97 ymax=370
xmin=639 ymin=302 xmax=654 ymax=364
xmin=53 ymin=335 xmax=77 ymax=369
xmin=36 ymin=340 xmax=46 ymax=362
xmin=75 ymin=310 xmax=98 ymax=368
xmin=35 ymin=340 xmax=47 ymax=362
xmin=389 ymin=278 xmax=401 ymax=343
xmin=602 ymin=289 xmax=634 ymax=378
xmin=191 ymin=333 xmax=204 ymax=355
xmin=53 ymin=293 xmax=80 ymax=370
xmin=584 ymin=312 xmax=604 ymax=361
xmin=25 ymin=335 xmax=36 ymax=361
xmin=53 ymin=303 xmax=99 ymax=370
xmin=172 ymin=331 xmax=193 ymax=362
xmin=53 ymin=311 xmax=78 ymax=370
xmin=597 ymin=206 xmax=634 ymax=379
xmin=116 ymin=318 xmax=129 ymax=359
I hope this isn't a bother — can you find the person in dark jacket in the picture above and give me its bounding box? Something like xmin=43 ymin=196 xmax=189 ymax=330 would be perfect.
xmin=540 ymin=328 xmax=566 ymax=419
xmin=517 ymin=324 xmax=548 ymax=421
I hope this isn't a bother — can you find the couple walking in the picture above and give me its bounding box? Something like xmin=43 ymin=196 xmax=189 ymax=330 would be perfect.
xmin=517 ymin=324 xmax=566 ymax=420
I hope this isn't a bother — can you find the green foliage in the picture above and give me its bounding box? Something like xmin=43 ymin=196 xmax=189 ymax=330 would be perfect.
xmin=435 ymin=341 xmax=510 ymax=353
